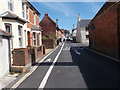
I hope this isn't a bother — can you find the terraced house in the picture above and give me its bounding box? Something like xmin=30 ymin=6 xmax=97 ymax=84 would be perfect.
xmin=0 ymin=0 xmax=42 ymax=77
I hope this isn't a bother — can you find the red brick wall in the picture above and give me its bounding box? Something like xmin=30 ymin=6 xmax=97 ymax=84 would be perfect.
xmin=40 ymin=15 xmax=56 ymax=36
xmin=89 ymin=2 xmax=120 ymax=59
xmin=12 ymin=48 xmax=31 ymax=66
xmin=27 ymin=8 xmax=40 ymax=47
xmin=42 ymin=39 xmax=55 ymax=49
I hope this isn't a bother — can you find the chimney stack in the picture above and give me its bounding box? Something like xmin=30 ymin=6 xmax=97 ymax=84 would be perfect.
xmin=78 ymin=14 xmax=81 ymax=21
xmin=56 ymin=19 xmax=58 ymax=26
xmin=44 ymin=13 xmax=48 ymax=16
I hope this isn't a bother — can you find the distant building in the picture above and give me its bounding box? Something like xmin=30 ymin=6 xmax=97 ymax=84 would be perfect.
xmin=88 ymin=1 xmax=120 ymax=60
xmin=76 ymin=14 xmax=91 ymax=45
xmin=72 ymin=28 xmax=77 ymax=42
xmin=40 ymin=13 xmax=64 ymax=40
xmin=40 ymin=13 xmax=64 ymax=48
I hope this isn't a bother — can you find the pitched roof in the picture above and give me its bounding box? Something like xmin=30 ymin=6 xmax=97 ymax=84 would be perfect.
xmin=78 ymin=19 xmax=91 ymax=27
xmin=31 ymin=25 xmax=43 ymax=31
xmin=40 ymin=13 xmax=57 ymax=26
xmin=0 ymin=11 xmax=26 ymax=23
xmin=0 ymin=29 xmax=12 ymax=37
xmin=25 ymin=0 xmax=40 ymax=16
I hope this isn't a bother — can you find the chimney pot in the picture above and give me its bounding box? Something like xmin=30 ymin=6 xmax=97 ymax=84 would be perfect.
xmin=45 ymin=13 xmax=48 ymax=16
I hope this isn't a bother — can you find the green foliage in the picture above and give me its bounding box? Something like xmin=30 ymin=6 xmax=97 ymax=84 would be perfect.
xmin=42 ymin=32 xmax=56 ymax=40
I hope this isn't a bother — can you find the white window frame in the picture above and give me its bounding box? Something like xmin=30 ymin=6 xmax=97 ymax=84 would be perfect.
xmin=8 ymin=0 xmax=13 ymax=11
xmin=26 ymin=6 xmax=29 ymax=21
xmin=33 ymin=32 xmax=37 ymax=46
xmin=18 ymin=25 xmax=23 ymax=47
xmin=5 ymin=23 xmax=12 ymax=33
xmin=34 ymin=13 xmax=36 ymax=25
xmin=22 ymin=2 xmax=25 ymax=18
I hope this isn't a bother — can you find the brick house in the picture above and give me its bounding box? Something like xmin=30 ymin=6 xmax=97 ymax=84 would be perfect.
xmin=26 ymin=2 xmax=42 ymax=47
xmin=88 ymin=1 xmax=120 ymax=60
xmin=40 ymin=13 xmax=64 ymax=48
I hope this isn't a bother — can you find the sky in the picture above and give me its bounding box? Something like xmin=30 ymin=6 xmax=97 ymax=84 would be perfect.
xmin=31 ymin=1 xmax=105 ymax=32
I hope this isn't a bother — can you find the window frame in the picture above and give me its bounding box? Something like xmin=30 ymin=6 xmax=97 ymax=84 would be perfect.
xmin=26 ymin=6 xmax=29 ymax=21
xmin=33 ymin=32 xmax=37 ymax=46
xmin=8 ymin=0 xmax=13 ymax=11
xmin=34 ymin=13 xmax=36 ymax=25
xmin=5 ymin=23 xmax=12 ymax=33
xmin=22 ymin=2 xmax=25 ymax=18
xmin=18 ymin=25 xmax=23 ymax=47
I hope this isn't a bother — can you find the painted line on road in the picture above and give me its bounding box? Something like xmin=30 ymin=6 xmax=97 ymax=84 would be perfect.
xmin=87 ymin=48 xmax=120 ymax=62
xmin=11 ymin=45 xmax=60 ymax=89
xmin=39 ymin=43 xmax=65 ymax=88
xmin=74 ymin=50 xmax=81 ymax=55
xmin=44 ymin=58 xmax=51 ymax=62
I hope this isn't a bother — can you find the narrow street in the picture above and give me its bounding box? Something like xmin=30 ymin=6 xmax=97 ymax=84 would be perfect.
xmin=8 ymin=41 xmax=120 ymax=89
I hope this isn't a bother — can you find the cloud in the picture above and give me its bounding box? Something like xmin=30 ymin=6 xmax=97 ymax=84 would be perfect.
xmin=38 ymin=2 xmax=73 ymax=16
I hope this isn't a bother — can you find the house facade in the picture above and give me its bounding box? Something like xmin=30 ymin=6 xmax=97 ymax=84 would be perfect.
xmin=40 ymin=13 xmax=64 ymax=48
xmin=76 ymin=14 xmax=90 ymax=45
xmin=88 ymin=1 xmax=120 ymax=60
xmin=0 ymin=0 xmax=42 ymax=77
xmin=0 ymin=0 xmax=42 ymax=49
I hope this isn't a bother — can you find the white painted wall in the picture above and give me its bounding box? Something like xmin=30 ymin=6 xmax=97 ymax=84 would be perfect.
xmin=0 ymin=37 xmax=9 ymax=77
xmin=76 ymin=27 xmax=89 ymax=44
xmin=2 ymin=19 xmax=25 ymax=48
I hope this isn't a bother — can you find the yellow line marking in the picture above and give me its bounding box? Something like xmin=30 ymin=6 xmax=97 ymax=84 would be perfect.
xmin=11 ymin=45 xmax=59 ymax=89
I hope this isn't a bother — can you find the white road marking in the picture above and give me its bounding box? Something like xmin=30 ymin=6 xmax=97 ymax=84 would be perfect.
xmin=44 ymin=58 xmax=51 ymax=62
xmin=63 ymin=47 xmax=70 ymax=51
xmin=74 ymin=50 xmax=81 ymax=55
xmin=39 ymin=43 xmax=65 ymax=88
xmin=11 ymin=45 xmax=59 ymax=89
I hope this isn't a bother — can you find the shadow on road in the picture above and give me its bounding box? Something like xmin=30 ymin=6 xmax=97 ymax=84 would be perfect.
xmin=70 ymin=46 xmax=120 ymax=88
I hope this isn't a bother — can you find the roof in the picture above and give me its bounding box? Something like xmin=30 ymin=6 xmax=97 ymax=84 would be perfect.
xmin=78 ymin=19 xmax=91 ymax=27
xmin=0 ymin=29 xmax=12 ymax=37
xmin=31 ymin=25 xmax=42 ymax=31
xmin=25 ymin=0 xmax=40 ymax=16
xmin=0 ymin=11 xmax=26 ymax=23
xmin=40 ymin=13 xmax=57 ymax=26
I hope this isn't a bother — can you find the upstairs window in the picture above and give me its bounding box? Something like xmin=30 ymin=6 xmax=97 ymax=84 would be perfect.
xmin=18 ymin=25 xmax=23 ymax=47
xmin=5 ymin=23 xmax=12 ymax=33
xmin=26 ymin=6 xmax=29 ymax=20
xmin=8 ymin=0 xmax=13 ymax=11
xmin=34 ymin=13 xmax=36 ymax=25
xmin=22 ymin=2 xmax=25 ymax=18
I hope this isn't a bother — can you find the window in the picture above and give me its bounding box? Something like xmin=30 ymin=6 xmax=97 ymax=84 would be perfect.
xmin=33 ymin=32 xmax=36 ymax=45
xmin=5 ymin=23 xmax=12 ymax=33
xmin=86 ymin=27 xmax=88 ymax=31
xmin=22 ymin=2 xmax=25 ymax=18
xmin=26 ymin=6 xmax=29 ymax=20
xmin=18 ymin=25 xmax=22 ymax=47
xmin=8 ymin=0 xmax=13 ymax=11
xmin=34 ymin=13 xmax=36 ymax=25
xmin=86 ymin=35 xmax=89 ymax=39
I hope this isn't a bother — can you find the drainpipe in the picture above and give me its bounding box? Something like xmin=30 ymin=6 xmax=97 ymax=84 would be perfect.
xmin=117 ymin=3 xmax=120 ymax=59
xmin=8 ymin=37 xmax=12 ymax=72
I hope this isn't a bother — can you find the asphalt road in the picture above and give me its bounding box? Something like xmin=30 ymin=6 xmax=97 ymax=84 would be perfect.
xmin=7 ymin=41 xmax=120 ymax=89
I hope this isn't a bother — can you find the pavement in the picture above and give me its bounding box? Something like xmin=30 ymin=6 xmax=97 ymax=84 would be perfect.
xmin=0 ymin=48 xmax=53 ymax=89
